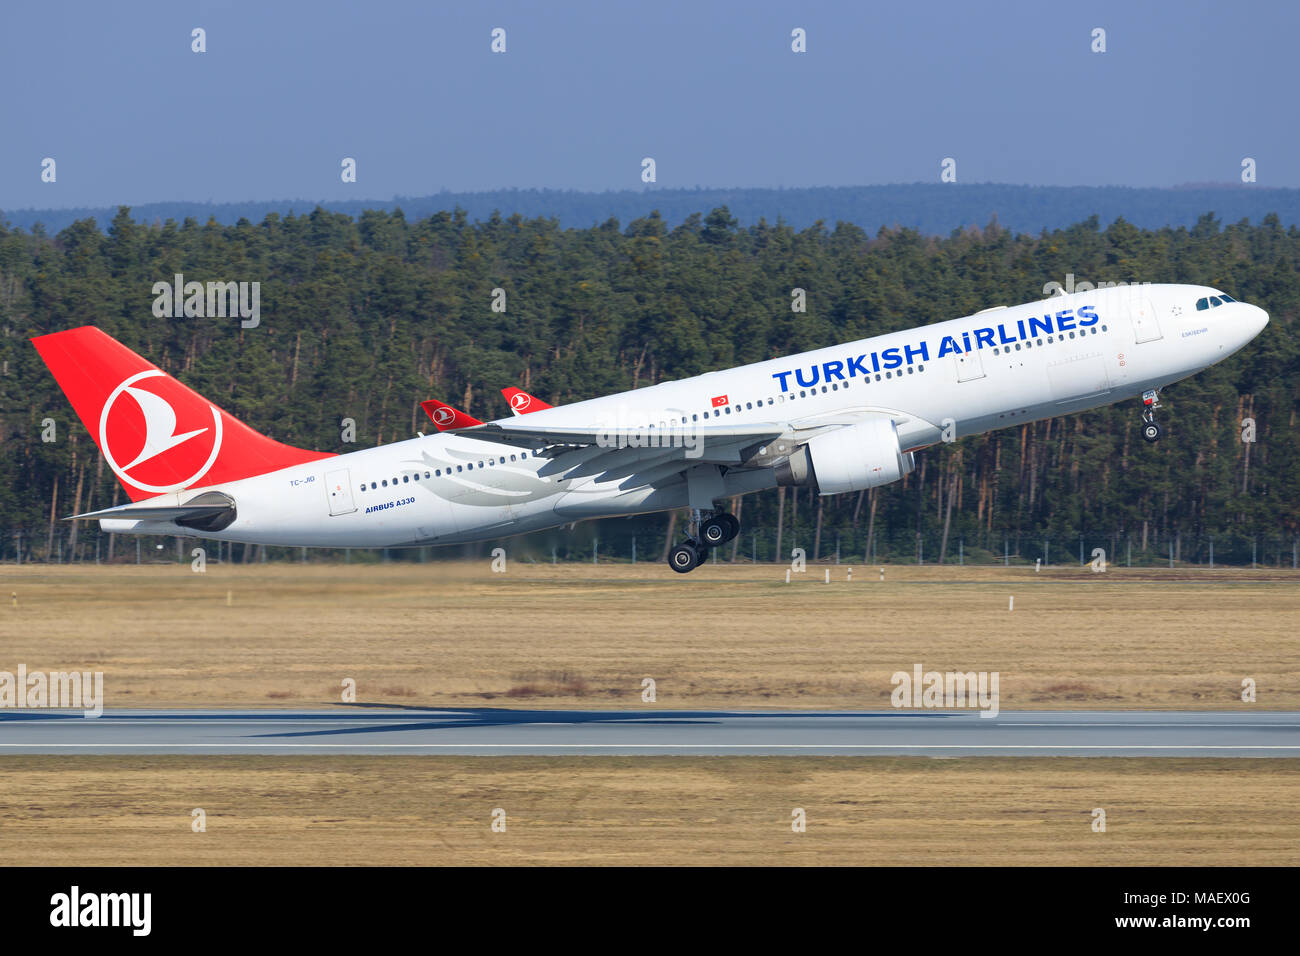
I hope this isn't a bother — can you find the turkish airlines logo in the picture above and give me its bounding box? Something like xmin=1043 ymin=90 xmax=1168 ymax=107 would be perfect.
xmin=98 ymin=370 xmax=223 ymax=493
xmin=509 ymin=392 xmax=531 ymax=412
xmin=711 ymin=394 xmax=729 ymax=408
xmin=431 ymin=406 xmax=456 ymax=427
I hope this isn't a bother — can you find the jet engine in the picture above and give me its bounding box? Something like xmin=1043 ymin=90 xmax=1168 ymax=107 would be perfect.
xmin=775 ymin=417 xmax=915 ymax=494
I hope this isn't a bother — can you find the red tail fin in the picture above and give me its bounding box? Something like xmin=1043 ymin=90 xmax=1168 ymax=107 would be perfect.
xmin=32 ymin=326 xmax=333 ymax=502
xmin=420 ymin=399 xmax=483 ymax=431
xmin=501 ymin=386 xmax=553 ymax=415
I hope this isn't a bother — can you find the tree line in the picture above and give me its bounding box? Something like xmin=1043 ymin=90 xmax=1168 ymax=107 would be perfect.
xmin=7 ymin=183 xmax=1300 ymax=239
xmin=1 ymin=204 xmax=1295 ymax=565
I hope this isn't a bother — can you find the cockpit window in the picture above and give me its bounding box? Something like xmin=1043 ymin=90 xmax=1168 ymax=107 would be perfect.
xmin=1209 ymin=296 xmax=1223 ymax=308
xmin=1196 ymin=297 xmax=1209 ymax=311
xmin=1219 ymin=293 xmax=1235 ymax=302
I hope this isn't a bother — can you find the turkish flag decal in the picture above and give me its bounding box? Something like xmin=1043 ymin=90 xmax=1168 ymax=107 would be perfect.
xmin=711 ymin=395 xmax=728 ymax=408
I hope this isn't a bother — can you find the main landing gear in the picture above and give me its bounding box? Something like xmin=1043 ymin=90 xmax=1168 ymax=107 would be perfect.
xmin=667 ymin=509 xmax=740 ymax=573
xmin=1140 ymin=388 xmax=1164 ymax=443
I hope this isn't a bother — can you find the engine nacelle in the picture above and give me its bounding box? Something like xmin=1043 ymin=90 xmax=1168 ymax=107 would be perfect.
xmin=775 ymin=418 xmax=915 ymax=495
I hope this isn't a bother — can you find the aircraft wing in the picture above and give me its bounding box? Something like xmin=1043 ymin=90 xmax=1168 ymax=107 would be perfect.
xmin=457 ymin=420 xmax=787 ymax=466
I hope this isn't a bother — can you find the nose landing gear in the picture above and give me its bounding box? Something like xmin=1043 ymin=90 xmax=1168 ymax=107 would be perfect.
xmin=1140 ymin=389 xmax=1164 ymax=443
xmin=667 ymin=509 xmax=741 ymax=573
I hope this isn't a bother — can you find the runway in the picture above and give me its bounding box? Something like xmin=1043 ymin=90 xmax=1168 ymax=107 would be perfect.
xmin=0 ymin=709 xmax=1297 ymax=756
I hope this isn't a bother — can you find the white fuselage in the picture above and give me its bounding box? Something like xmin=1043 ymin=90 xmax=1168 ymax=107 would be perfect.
xmin=103 ymin=284 xmax=1268 ymax=548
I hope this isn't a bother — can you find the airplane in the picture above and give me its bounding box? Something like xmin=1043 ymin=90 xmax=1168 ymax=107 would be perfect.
xmin=32 ymin=283 xmax=1267 ymax=573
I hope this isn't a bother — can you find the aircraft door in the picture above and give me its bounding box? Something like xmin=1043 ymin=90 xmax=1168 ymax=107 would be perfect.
xmin=325 ymin=468 xmax=357 ymax=515
xmin=1130 ymin=298 xmax=1162 ymax=344
xmin=954 ymin=348 xmax=986 ymax=382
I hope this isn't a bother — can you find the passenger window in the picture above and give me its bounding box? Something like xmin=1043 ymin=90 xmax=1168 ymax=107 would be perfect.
xmin=403 ymin=475 xmax=409 ymax=483
xmin=382 ymin=479 xmax=388 ymax=487
xmin=457 ymin=465 xmax=463 ymax=473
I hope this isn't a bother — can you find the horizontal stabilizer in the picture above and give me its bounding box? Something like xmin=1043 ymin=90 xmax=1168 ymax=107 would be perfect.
xmin=69 ymin=491 xmax=236 ymax=532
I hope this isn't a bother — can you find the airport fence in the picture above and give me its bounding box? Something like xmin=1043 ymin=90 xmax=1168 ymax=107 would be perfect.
xmin=4 ymin=523 xmax=1297 ymax=569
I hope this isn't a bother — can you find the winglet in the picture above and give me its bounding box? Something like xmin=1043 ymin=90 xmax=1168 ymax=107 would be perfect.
xmin=420 ymin=399 xmax=484 ymax=431
xmin=501 ymin=387 xmax=554 ymax=415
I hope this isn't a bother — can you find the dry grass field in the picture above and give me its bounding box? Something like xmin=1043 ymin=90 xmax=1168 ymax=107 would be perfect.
xmin=2 ymin=563 xmax=1296 ymax=865
xmin=0 ymin=562 xmax=1296 ymax=710
xmin=0 ymin=755 xmax=1295 ymax=866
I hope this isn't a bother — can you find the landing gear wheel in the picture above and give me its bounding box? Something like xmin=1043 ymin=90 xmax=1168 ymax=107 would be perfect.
xmin=668 ymin=542 xmax=702 ymax=573
xmin=1140 ymin=389 xmax=1164 ymax=443
xmin=700 ymin=514 xmax=740 ymax=546
xmin=718 ymin=513 xmax=740 ymax=543
xmin=700 ymin=518 xmax=727 ymax=547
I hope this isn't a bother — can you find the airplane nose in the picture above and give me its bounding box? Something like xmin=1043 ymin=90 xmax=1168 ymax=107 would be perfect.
xmin=1247 ymin=304 xmax=1269 ymax=338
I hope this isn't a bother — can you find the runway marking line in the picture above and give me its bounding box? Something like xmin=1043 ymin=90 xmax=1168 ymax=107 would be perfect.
xmin=1 ymin=744 xmax=1298 ymax=750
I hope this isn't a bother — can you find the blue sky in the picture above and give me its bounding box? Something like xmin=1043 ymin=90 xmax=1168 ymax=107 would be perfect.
xmin=2 ymin=0 xmax=1297 ymax=209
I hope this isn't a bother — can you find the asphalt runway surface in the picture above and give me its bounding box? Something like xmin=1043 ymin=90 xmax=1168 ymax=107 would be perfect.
xmin=0 ymin=709 xmax=1297 ymax=756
